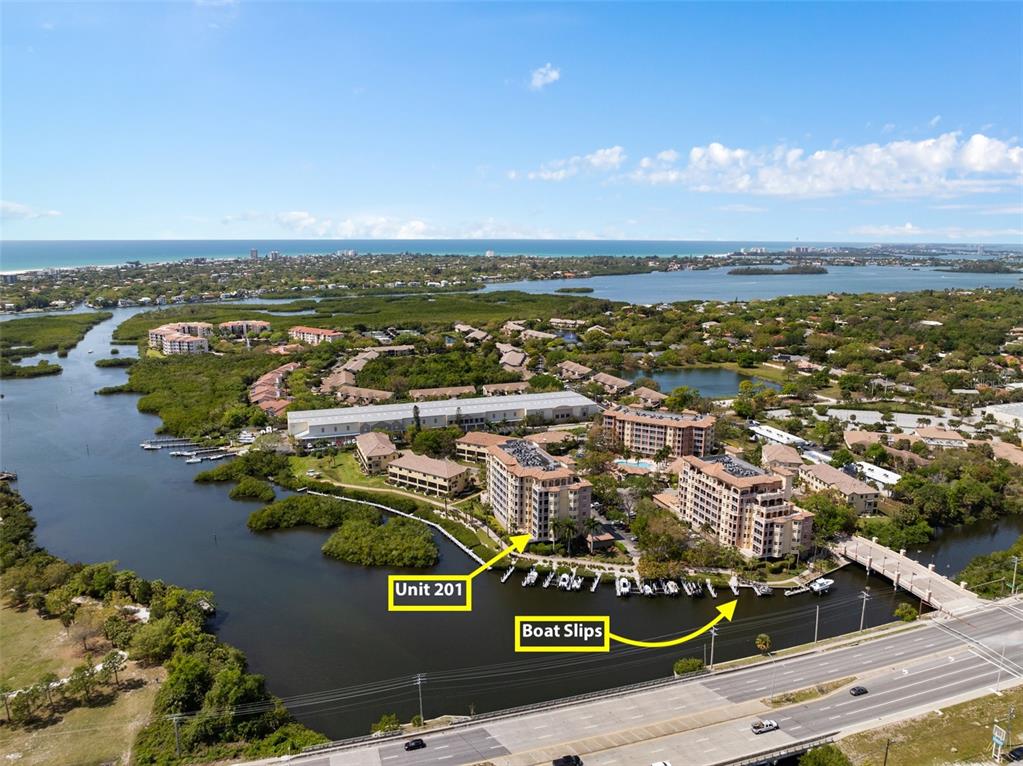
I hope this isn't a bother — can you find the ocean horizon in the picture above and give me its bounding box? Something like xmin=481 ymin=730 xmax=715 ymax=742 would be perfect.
xmin=2 ymin=238 xmax=1019 ymax=273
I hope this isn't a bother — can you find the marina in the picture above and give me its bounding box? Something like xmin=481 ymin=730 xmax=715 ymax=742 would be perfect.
xmin=0 ymin=305 xmax=953 ymax=739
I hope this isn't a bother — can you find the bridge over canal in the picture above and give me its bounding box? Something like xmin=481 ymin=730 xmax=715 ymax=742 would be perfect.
xmin=835 ymin=535 xmax=983 ymax=616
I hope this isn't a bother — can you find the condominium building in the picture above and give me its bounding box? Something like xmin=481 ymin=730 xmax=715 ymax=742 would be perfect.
xmin=287 ymin=391 xmax=601 ymax=445
xmin=355 ymin=432 xmax=399 ymax=474
xmin=602 ymin=405 xmax=715 ymax=458
xmin=288 ymin=326 xmax=343 ymax=345
xmin=387 ymin=453 xmax=470 ymax=497
xmin=219 ymin=320 xmax=271 ymax=336
xmin=798 ymin=463 xmax=880 ymax=514
xmin=590 ymin=372 xmax=633 ymax=394
xmin=485 ymin=439 xmax=591 ymax=541
xmin=455 ymin=431 xmax=510 ymax=462
xmin=675 ymin=454 xmax=813 ymax=559
xmin=409 ymin=385 xmax=476 ymax=401
xmin=556 ymin=360 xmax=593 ymax=380
xmin=147 ymin=322 xmax=214 ymax=355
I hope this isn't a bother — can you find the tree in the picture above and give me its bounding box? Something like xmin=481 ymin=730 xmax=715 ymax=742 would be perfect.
xmin=664 ymin=385 xmax=700 ymax=412
xmin=66 ymin=663 xmax=97 ymax=704
xmin=102 ymin=651 xmax=127 ymax=687
xmin=894 ymin=603 xmax=918 ymax=622
xmin=39 ymin=672 xmax=59 ymax=708
xmin=798 ymin=744 xmax=853 ymax=766
xmin=829 ymin=448 xmax=855 ymax=468
xmin=672 ymin=657 xmax=705 ymax=676
xmin=371 ymin=712 xmax=401 ymax=733
xmin=551 ymin=517 xmax=578 ymax=555
xmin=755 ymin=633 xmax=772 ymax=654
xmin=799 ymin=492 xmax=858 ymax=542
xmin=0 ymin=683 xmax=11 ymax=721
xmin=129 ymin=615 xmax=178 ymax=665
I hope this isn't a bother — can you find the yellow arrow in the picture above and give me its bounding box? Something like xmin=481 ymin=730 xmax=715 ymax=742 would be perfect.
xmin=469 ymin=535 xmax=531 ymax=579
xmin=608 ymin=599 xmax=737 ymax=648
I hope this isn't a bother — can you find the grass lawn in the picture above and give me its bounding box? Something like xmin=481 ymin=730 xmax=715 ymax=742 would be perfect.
xmin=0 ymin=605 xmax=76 ymax=689
xmin=0 ymin=605 xmax=163 ymax=766
xmin=0 ymin=666 xmax=162 ymax=766
xmin=291 ymin=453 xmax=391 ymax=490
xmin=839 ymin=684 xmax=1023 ymax=765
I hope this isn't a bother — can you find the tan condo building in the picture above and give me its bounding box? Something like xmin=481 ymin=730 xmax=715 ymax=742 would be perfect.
xmin=798 ymin=463 xmax=880 ymax=514
xmin=355 ymin=432 xmax=399 ymax=474
xmin=147 ymin=322 xmax=214 ymax=355
xmin=675 ymin=454 xmax=813 ymax=559
xmin=602 ymin=406 xmax=715 ymax=458
xmin=387 ymin=453 xmax=470 ymax=497
xmin=485 ymin=439 xmax=591 ymax=541
xmin=288 ymin=326 xmax=343 ymax=345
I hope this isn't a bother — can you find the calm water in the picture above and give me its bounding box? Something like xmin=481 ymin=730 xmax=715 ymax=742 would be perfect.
xmin=614 ymin=367 xmax=780 ymax=397
xmin=0 ymin=308 xmax=1001 ymax=740
xmin=486 ymin=265 xmax=1023 ymax=303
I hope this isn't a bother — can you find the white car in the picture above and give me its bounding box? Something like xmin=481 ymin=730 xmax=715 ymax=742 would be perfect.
xmin=751 ymin=719 xmax=779 ymax=734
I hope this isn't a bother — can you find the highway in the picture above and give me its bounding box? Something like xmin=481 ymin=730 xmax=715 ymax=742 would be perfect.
xmin=251 ymin=599 xmax=1023 ymax=766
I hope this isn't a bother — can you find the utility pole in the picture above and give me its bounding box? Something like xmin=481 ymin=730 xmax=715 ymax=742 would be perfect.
xmin=814 ymin=603 xmax=820 ymax=645
xmin=709 ymin=626 xmax=718 ymax=670
xmin=882 ymin=738 xmax=891 ymax=766
xmin=1011 ymin=555 xmax=1019 ymax=596
xmin=171 ymin=714 xmax=182 ymax=757
xmin=859 ymin=588 xmax=871 ymax=633
xmin=415 ymin=673 xmax=425 ymax=724
xmin=1008 ymin=704 xmax=1016 ymax=760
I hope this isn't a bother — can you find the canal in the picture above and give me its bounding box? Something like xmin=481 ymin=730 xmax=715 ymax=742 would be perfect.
xmin=0 ymin=308 xmax=1004 ymax=740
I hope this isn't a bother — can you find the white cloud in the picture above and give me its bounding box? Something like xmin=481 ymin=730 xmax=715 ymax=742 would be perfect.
xmin=929 ymin=114 xmax=942 ymax=127
xmin=850 ymin=222 xmax=1023 ymax=240
xmin=1 ymin=200 xmax=61 ymax=220
xmin=529 ymin=63 xmax=560 ymax=91
xmin=628 ymin=132 xmax=1022 ymax=197
xmin=717 ymin=204 xmax=767 ymax=213
xmin=522 ymin=145 xmax=626 ymax=181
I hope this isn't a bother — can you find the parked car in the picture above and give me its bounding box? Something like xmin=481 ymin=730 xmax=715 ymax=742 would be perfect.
xmin=552 ymin=756 xmax=583 ymax=766
xmin=403 ymin=738 xmax=426 ymax=751
xmin=751 ymin=719 xmax=779 ymax=734
xmin=850 ymin=686 xmax=869 ymax=696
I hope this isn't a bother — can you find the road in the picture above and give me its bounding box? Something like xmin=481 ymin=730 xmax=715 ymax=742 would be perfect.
xmin=250 ymin=598 xmax=1023 ymax=766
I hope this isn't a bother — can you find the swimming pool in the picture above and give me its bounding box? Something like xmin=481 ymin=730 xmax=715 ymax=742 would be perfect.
xmin=614 ymin=458 xmax=658 ymax=471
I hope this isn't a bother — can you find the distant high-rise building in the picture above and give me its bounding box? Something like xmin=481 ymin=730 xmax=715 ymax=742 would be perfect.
xmin=250 ymin=248 xmax=259 ymax=260
xmin=269 ymin=250 xmax=280 ymax=260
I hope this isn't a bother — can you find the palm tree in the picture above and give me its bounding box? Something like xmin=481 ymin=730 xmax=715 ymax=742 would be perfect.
xmin=551 ymin=518 xmax=578 ymax=556
xmin=580 ymin=517 xmax=602 ymax=552
xmin=755 ymin=633 xmax=772 ymax=655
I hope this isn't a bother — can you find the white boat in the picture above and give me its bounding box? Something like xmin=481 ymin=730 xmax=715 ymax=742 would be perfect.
xmin=642 ymin=583 xmax=654 ymax=597
xmin=615 ymin=576 xmax=631 ymax=597
xmin=542 ymin=571 xmax=555 ymax=588
xmin=557 ymin=573 xmax=571 ymax=590
xmin=141 ymin=444 xmax=159 ymax=450
xmin=664 ymin=580 xmax=679 ymax=596
xmin=590 ymin=573 xmax=601 ymax=592
xmin=185 ymin=457 xmax=201 ymax=464
xmin=521 ymin=568 xmax=538 ymax=587
xmin=705 ymin=579 xmax=718 ymax=598
xmin=808 ymin=578 xmax=834 ymax=594
xmin=500 ymin=565 xmax=515 ymax=583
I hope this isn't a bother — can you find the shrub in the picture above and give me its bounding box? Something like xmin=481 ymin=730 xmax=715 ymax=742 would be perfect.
xmin=229 ymin=476 xmax=276 ymax=503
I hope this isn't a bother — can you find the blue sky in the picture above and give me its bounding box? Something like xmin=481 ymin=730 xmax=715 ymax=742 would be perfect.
xmin=2 ymin=1 xmax=1021 ymax=243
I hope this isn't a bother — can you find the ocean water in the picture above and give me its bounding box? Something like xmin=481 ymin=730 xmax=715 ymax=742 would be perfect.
xmin=0 ymin=238 xmax=945 ymax=272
